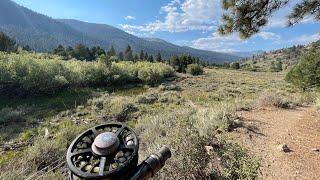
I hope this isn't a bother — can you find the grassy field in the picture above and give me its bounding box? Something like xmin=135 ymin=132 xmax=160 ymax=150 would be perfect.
xmin=0 ymin=67 xmax=318 ymax=179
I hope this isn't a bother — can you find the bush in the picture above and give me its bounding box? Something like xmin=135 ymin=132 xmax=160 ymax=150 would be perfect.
xmin=270 ymin=61 xmax=283 ymax=72
xmin=112 ymin=61 xmax=174 ymax=85
xmin=193 ymin=102 xmax=238 ymax=135
xmin=217 ymin=141 xmax=260 ymax=179
xmin=136 ymin=91 xmax=182 ymax=105
xmin=0 ymin=107 xmax=28 ymax=125
xmin=230 ymin=62 xmax=240 ymax=69
xmin=256 ymin=91 xmax=292 ymax=109
xmin=0 ymin=52 xmax=174 ymax=95
xmin=286 ymin=49 xmax=320 ymax=90
xmin=316 ymin=98 xmax=320 ymax=112
xmin=186 ymin=64 xmax=203 ymax=75
xmin=159 ymin=83 xmax=181 ymax=91
xmin=88 ymin=94 xmax=138 ymax=121
xmin=135 ymin=108 xmax=210 ymax=179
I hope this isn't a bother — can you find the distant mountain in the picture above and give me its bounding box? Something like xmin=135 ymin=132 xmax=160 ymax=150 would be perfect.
xmin=0 ymin=0 xmax=240 ymax=63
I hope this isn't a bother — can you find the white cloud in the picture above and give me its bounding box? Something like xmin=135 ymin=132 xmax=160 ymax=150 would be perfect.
xmin=120 ymin=0 xmax=220 ymax=33
xmin=291 ymin=33 xmax=320 ymax=45
xmin=267 ymin=15 xmax=317 ymax=29
xmin=124 ymin=16 xmax=136 ymax=20
xmin=192 ymin=32 xmax=247 ymax=52
xmin=256 ymin=31 xmax=281 ymax=40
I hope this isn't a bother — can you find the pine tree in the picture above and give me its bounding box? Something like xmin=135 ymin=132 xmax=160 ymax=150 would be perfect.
xmin=156 ymin=52 xmax=162 ymax=62
xmin=219 ymin=0 xmax=320 ymax=38
xmin=144 ymin=52 xmax=149 ymax=61
xmin=169 ymin=55 xmax=180 ymax=72
xmin=134 ymin=54 xmax=139 ymax=62
xmin=22 ymin=45 xmax=31 ymax=51
xmin=66 ymin=46 xmax=74 ymax=59
xmin=73 ymin=44 xmax=90 ymax=61
xmin=53 ymin=45 xmax=67 ymax=57
xmin=139 ymin=50 xmax=144 ymax=60
xmin=124 ymin=45 xmax=133 ymax=61
xmin=0 ymin=32 xmax=16 ymax=52
xmin=107 ymin=45 xmax=116 ymax=57
xmin=118 ymin=52 xmax=124 ymax=61
xmin=148 ymin=55 xmax=154 ymax=62
xmin=90 ymin=46 xmax=105 ymax=59
xmin=196 ymin=57 xmax=200 ymax=64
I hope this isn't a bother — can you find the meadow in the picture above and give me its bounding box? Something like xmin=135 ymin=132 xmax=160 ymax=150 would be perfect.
xmin=1 ymin=51 xmax=317 ymax=179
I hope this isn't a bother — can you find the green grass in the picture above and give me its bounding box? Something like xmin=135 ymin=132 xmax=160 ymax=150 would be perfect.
xmin=0 ymin=88 xmax=94 ymax=141
xmin=1 ymin=67 xmax=318 ymax=179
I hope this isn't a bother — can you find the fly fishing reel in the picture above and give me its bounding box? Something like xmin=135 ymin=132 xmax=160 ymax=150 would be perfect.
xmin=66 ymin=123 xmax=171 ymax=180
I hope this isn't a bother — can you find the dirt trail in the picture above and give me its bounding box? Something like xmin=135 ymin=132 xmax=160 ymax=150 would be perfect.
xmin=232 ymin=106 xmax=320 ymax=180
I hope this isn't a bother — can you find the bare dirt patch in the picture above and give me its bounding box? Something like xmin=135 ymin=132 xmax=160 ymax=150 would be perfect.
xmin=232 ymin=106 xmax=320 ymax=179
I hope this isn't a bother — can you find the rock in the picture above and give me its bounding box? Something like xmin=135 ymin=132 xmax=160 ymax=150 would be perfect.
xmin=3 ymin=145 xmax=10 ymax=151
xmin=278 ymin=144 xmax=291 ymax=152
xmin=311 ymin=148 xmax=319 ymax=152
xmin=205 ymin=145 xmax=213 ymax=155
xmin=44 ymin=128 xmax=50 ymax=139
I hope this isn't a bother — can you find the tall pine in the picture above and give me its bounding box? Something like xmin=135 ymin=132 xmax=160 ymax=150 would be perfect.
xmin=139 ymin=50 xmax=144 ymax=60
xmin=156 ymin=52 xmax=162 ymax=62
xmin=107 ymin=45 xmax=116 ymax=57
xmin=124 ymin=45 xmax=133 ymax=61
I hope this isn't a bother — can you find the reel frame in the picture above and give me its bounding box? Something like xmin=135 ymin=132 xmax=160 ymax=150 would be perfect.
xmin=66 ymin=123 xmax=139 ymax=179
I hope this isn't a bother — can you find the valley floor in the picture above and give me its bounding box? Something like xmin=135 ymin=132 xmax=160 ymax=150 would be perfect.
xmin=1 ymin=68 xmax=319 ymax=179
xmin=233 ymin=106 xmax=320 ymax=179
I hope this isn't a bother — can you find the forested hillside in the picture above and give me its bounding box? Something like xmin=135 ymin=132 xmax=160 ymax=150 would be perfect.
xmin=0 ymin=0 xmax=240 ymax=63
xmin=239 ymin=41 xmax=320 ymax=72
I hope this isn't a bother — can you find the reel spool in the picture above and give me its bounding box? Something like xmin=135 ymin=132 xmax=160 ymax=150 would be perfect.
xmin=66 ymin=123 xmax=139 ymax=179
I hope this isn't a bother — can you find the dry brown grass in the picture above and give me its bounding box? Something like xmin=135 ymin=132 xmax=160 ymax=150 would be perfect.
xmin=2 ymin=67 xmax=318 ymax=179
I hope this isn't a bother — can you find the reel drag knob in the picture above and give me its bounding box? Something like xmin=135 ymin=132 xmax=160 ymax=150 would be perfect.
xmin=91 ymin=132 xmax=120 ymax=156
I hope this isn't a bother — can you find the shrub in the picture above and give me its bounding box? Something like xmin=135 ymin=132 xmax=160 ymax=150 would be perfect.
xmin=112 ymin=61 xmax=174 ymax=85
xmin=186 ymin=64 xmax=203 ymax=75
xmin=217 ymin=141 xmax=260 ymax=180
xmin=159 ymin=83 xmax=181 ymax=91
xmin=136 ymin=91 xmax=182 ymax=105
xmin=316 ymin=98 xmax=320 ymax=112
xmin=136 ymin=93 xmax=158 ymax=104
xmin=0 ymin=107 xmax=28 ymax=125
xmin=256 ymin=91 xmax=292 ymax=109
xmin=193 ymin=102 xmax=238 ymax=135
xmin=135 ymin=108 xmax=210 ymax=179
xmin=286 ymin=49 xmax=320 ymax=90
xmin=270 ymin=61 xmax=283 ymax=72
xmin=88 ymin=94 xmax=138 ymax=121
xmin=230 ymin=62 xmax=240 ymax=69
xmin=0 ymin=52 xmax=174 ymax=95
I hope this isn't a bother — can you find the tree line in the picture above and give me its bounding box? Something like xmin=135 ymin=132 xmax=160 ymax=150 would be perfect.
xmin=53 ymin=43 xmax=207 ymax=75
xmin=52 ymin=43 xmax=165 ymax=63
xmin=0 ymin=31 xmax=206 ymax=75
xmin=0 ymin=32 xmax=32 ymax=52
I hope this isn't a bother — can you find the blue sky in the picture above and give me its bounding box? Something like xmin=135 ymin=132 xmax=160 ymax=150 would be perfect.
xmin=13 ymin=0 xmax=320 ymax=53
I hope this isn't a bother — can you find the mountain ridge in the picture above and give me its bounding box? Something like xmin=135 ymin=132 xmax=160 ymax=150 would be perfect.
xmin=0 ymin=0 xmax=240 ymax=63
